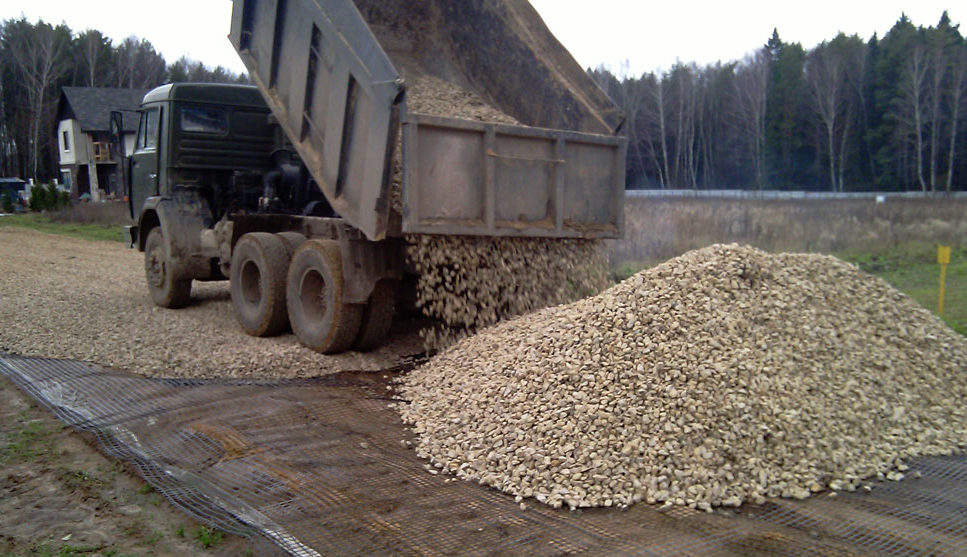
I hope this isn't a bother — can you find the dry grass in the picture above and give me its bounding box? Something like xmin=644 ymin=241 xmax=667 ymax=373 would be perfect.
xmin=611 ymin=197 xmax=967 ymax=268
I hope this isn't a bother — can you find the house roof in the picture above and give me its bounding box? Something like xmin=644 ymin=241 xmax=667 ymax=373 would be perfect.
xmin=58 ymin=87 xmax=150 ymax=133
xmin=0 ymin=177 xmax=25 ymax=185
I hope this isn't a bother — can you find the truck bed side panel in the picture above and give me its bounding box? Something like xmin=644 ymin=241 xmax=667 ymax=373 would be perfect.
xmin=402 ymin=115 xmax=626 ymax=239
xmin=230 ymin=0 xmax=403 ymax=241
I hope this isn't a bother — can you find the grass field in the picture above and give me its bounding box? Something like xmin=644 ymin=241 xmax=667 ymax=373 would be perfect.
xmin=612 ymin=197 xmax=967 ymax=266
xmin=0 ymin=213 xmax=126 ymax=243
xmin=838 ymin=243 xmax=967 ymax=335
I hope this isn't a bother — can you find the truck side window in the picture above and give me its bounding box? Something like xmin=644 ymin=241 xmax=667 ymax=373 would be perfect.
xmin=181 ymin=106 xmax=228 ymax=135
xmin=144 ymin=108 xmax=160 ymax=150
xmin=135 ymin=108 xmax=160 ymax=152
xmin=136 ymin=112 xmax=148 ymax=150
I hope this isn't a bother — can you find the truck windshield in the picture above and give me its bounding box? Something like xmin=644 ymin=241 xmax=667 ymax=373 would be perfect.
xmin=181 ymin=106 xmax=228 ymax=135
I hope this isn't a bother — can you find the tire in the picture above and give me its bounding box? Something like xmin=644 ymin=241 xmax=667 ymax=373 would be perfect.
xmin=276 ymin=232 xmax=307 ymax=258
xmin=144 ymin=227 xmax=192 ymax=308
xmin=230 ymin=232 xmax=291 ymax=337
xmin=286 ymin=240 xmax=362 ymax=354
xmin=353 ymin=280 xmax=396 ymax=351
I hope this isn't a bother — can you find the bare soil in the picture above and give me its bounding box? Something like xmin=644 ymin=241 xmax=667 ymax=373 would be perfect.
xmin=0 ymin=374 xmax=251 ymax=556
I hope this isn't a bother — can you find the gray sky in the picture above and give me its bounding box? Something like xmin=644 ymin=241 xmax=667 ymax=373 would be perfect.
xmin=1 ymin=1 xmax=960 ymax=78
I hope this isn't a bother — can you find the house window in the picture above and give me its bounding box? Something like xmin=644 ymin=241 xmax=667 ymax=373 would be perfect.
xmin=62 ymin=130 xmax=70 ymax=152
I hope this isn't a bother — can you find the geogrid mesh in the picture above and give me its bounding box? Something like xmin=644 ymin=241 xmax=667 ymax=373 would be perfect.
xmin=3 ymin=354 xmax=967 ymax=556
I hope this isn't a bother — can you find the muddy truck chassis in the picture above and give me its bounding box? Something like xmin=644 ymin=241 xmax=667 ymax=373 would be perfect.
xmin=121 ymin=0 xmax=626 ymax=353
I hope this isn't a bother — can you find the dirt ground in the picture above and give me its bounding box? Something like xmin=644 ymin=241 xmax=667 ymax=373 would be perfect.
xmin=0 ymin=375 xmax=252 ymax=556
xmin=0 ymin=227 xmax=423 ymax=379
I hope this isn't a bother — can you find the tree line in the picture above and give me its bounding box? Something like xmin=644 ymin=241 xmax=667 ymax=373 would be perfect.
xmin=0 ymin=17 xmax=247 ymax=183
xmin=591 ymin=12 xmax=967 ymax=192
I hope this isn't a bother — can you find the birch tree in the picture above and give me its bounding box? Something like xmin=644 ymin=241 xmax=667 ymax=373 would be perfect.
xmin=75 ymin=29 xmax=113 ymax=87
xmin=945 ymin=46 xmax=967 ymax=192
xmin=732 ymin=51 xmax=770 ymax=189
xmin=2 ymin=19 xmax=69 ymax=180
xmin=897 ymin=44 xmax=930 ymax=191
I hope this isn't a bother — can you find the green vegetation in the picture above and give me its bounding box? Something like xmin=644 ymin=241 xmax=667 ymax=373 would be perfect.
xmin=0 ymin=213 xmax=124 ymax=243
xmin=838 ymin=243 xmax=967 ymax=335
xmin=1 ymin=413 xmax=57 ymax=465
xmin=59 ymin=469 xmax=106 ymax=494
xmin=29 ymin=184 xmax=70 ymax=212
xmin=1 ymin=190 xmax=13 ymax=213
xmin=194 ymin=526 xmax=224 ymax=550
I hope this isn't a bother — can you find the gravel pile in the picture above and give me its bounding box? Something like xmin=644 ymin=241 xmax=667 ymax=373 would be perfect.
xmin=0 ymin=228 xmax=420 ymax=378
xmin=398 ymin=244 xmax=967 ymax=510
xmin=406 ymin=75 xmax=519 ymax=125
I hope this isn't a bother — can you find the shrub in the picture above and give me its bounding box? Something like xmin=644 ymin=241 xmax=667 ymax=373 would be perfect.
xmin=29 ymin=186 xmax=48 ymax=211
xmin=27 ymin=184 xmax=70 ymax=212
xmin=1 ymin=191 xmax=13 ymax=213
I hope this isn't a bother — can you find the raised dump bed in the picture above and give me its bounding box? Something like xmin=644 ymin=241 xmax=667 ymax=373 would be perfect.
xmin=229 ymin=0 xmax=626 ymax=242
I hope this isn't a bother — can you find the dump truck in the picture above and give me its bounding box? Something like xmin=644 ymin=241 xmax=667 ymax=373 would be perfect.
xmin=119 ymin=0 xmax=626 ymax=353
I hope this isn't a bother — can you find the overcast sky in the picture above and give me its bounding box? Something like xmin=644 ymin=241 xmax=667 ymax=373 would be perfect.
xmin=1 ymin=1 xmax=959 ymax=78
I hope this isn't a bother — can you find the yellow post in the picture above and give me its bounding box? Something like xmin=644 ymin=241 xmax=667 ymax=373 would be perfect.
xmin=938 ymin=245 xmax=951 ymax=317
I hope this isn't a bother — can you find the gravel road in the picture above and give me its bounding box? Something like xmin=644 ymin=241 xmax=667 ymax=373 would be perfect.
xmin=0 ymin=228 xmax=421 ymax=379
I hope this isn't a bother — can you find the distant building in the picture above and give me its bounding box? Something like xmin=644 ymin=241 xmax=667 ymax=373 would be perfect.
xmin=56 ymin=87 xmax=148 ymax=201
xmin=0 ymin=177 xmax=27 ymax=209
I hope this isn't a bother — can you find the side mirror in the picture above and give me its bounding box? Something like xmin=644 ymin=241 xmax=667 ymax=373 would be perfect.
xmin=110 ymin=111 xmax=124 ymax=158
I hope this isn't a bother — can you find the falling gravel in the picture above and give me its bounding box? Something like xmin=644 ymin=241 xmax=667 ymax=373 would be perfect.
xmin=0 ymin=228 xmax=420 ymax=378
xmin=407 ymin=235 xmax=610 ymax=349
xmin=398 ymin=244 xmax=967 ymax=511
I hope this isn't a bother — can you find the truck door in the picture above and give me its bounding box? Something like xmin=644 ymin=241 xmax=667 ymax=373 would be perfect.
xmin=129 ymin=106 xmax=161 ymax=218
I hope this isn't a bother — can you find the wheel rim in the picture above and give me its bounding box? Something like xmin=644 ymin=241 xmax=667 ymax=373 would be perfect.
xmin=146 ymin=247 xmax=166 ymax=288
xmin=239 ymin=259 xmax=262 ymax=306
xmin=299 ymin=268 xmax=328 ymax=322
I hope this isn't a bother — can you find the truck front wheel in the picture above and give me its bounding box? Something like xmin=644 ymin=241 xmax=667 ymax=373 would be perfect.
xmin=286 ymin=240 xmax=362 ymax=354
xmin=230 ymin=233 xmax=291 ymax=337
xmin=144 ymin=227 xmax=192 ymax=308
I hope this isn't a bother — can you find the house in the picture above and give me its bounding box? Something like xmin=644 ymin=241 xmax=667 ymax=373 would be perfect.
xmin=56 ymin=87 xmax=148 ymax=201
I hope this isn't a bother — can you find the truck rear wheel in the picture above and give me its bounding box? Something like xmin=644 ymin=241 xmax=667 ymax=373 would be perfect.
xmin=353 ymin=280 xmax=396 ymax=351
xmin=276 ymin=232 xmax=307 ymax=257
xmin=144 ymin=227 xmax=192 ymax=308
xmin=286 ymin=240 xmax=362 ymax=354
xmin=230 ymin=232 xmax=291 ymax=336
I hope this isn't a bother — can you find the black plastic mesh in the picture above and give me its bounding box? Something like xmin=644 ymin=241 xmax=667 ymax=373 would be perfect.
xmin=3 ymin=354 xmax=967 ymax=556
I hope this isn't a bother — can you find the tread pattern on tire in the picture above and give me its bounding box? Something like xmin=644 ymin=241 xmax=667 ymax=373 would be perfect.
xmin=230 ymin=232 xmax=291 ymax=337
xmin=276 ymin=232 xmax=307 ymax=258
xmin=144 ymin=227 xmax=192 ymax=309
xmin=353 ymin=280 xmax=396 ymax=352
xmin=286 ymin=239 xmax=362 ymax=354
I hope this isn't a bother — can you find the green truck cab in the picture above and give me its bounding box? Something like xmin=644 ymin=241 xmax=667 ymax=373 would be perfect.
xmin=128 ymin=83 xmax=275 ymax=229
xmin=121 ymin=81 xmax=400 ymax=353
